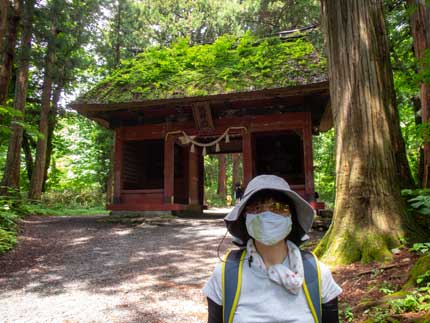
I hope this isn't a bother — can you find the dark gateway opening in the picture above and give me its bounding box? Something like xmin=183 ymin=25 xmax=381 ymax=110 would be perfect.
xmin=123 ymin=139 xmax=164 ymax=190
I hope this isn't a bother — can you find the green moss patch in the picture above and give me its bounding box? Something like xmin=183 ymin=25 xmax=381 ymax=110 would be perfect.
xmin=403 ymin=254 xmax=430 ymax=290
xmin=78 ymin=33 xmax=327 ymax=104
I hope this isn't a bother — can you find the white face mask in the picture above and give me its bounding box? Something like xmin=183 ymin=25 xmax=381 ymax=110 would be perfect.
xmin=245 ymin=211 xmax=293 ymax=246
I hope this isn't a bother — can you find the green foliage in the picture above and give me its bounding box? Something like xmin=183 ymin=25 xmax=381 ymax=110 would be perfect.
xmin=389 ymin=290 xmax=430 ymax=314
xmin=204 ymin=154 xmax=242 ymax=207
xmin=313 ymin=129 xmax=335 ymax=208
xmin=402 ymin=189 xmax=430 ymax=232
xmin=408 ymin=194 xmax=430 ymax=216
xmin=339 ymin=305 xmax=354 ymax=322
xmin=50 ymin=113 xmax=113 ymax=193
xmin=0 ymin=194 xmax=25 ymax=253
xmin=40 ymin=190 xmax=106 ymax=209
xmin=80 ymin=33 xmax=326 ymax=103
xmin=94 ymin=0 xmax=321 ymax=65
xmin=379 ymin=281 xmax=396 ymax=295
xmin=416 ymin=270 xmax=430 ymax=287
xmin=362 ymin=306 xmax=392 ymax=323
xmin=410 ymin=243 xmax=430 ymax=255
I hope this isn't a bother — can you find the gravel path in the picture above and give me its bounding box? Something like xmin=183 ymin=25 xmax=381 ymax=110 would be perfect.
xmin=0 ymin=215 xmax=230 ymax=323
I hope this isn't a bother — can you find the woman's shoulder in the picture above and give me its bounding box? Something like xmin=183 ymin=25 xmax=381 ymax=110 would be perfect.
xmin=316 ymin=260 xmax=335 ymax=278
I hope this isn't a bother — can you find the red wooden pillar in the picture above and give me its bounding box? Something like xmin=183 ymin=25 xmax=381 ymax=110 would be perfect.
xmin=198 ymin=150 xmax=204 ymax=205
xmin=303 ymin=113 xmax=315 ymax=200
xmin=113 ymin=128 xmax=123 ymax=204
xmin=188 ymin=148 xmax=199 ymax=205
xmin=242 ymin=131 xmax=253 ymax=188
xmin=164 ymin=135 xmax=175 ymax=204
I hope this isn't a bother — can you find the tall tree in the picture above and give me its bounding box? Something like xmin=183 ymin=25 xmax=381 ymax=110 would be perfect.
xmin=316 ymin=0 xmax=425 ymax=264
xmin=42 ymin=78 xmax=62 ymax=192
xmin=29 ymin=21 xmax=58 ymax=200
xmin=29 ymin=0 xmax=101 ymax=198
xmin=0 ymin=0 xmax=19 ymax=105
xmin=1 ymin=0 xmax=34 ymax=194
xmin=407 ymin=0 xmax=430 ymax=188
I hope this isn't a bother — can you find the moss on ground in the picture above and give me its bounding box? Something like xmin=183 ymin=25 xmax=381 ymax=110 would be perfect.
xmin=402 ymin=254 xmax=430 ymax=290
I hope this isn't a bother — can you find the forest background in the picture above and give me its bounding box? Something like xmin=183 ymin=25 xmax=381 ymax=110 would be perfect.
xmin=0 ymin=0 xmax=429 ymax=255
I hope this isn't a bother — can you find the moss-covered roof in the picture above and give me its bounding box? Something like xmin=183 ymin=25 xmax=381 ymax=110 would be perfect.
xmin=78 ymin=34 xmax=327 ymax=104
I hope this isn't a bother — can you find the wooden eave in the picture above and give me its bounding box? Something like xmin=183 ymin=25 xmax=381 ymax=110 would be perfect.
xmin=71 ymin=81 xmax=331 ymax=131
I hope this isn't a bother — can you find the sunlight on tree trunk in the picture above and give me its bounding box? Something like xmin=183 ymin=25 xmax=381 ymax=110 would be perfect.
xmin=316 ymin=0 xmax=426 ymax=264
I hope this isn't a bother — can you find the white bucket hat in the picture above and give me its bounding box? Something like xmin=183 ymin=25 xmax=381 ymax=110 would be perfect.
xmin=224 ymin=174 xmax=315 ymax=245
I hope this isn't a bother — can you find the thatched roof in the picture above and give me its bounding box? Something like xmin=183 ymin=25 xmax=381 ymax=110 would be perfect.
xmin=77 ymin=34 xmax=327 ymax=105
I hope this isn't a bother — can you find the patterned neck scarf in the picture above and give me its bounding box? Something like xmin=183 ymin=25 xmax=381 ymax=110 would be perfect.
xmin=246 ymin=239 xmax=304 ymax=295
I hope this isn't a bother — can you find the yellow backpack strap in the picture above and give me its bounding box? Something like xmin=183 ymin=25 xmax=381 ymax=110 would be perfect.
xmin=221 ymin=249 xmax=247 ymax=323
xmin=301 ymin=250 xmax=322 ymax=323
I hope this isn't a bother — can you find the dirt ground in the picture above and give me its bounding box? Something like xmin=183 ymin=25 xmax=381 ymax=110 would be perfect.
xmin=0 ymin=215 xmax=425 ymax=323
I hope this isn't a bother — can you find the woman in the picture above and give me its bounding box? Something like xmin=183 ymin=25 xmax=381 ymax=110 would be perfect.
xmin=203 ymin=175 xmax=341 ymax=323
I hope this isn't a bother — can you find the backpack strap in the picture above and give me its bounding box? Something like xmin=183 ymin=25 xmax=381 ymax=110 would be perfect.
xmin=301 ymin=250 xmax=322 ymax=323
xmin=221 ymin=248 xmax=321 ymax=323
xmin=221 ymin=249 xmax=247 ymax=323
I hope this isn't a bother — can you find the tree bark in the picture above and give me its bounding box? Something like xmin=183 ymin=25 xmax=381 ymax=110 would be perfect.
xmin=29 ymin=24 xmax=58 ymax=200
xmin=407 ymin=0 xmax=430 ymax=188
xmin=217 ymin=154 xmax=226 ymax=198
xmin=22 ymin=130 xmax=33 ymax=182
xmin=42 ymin=81 xmax=62 ymax=192
xmin=0 ymin=0 xmax=8 ymax=55
xmin=0 ymin=0 xmax=34 ymax=195
xmin=0 ymin=0 xmax=20 ymax=105
xmin=316 ymin=0 xmax=426 ymax=264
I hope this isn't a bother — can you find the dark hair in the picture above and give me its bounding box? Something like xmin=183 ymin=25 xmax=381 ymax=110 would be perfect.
xmin=232 ymin=189 xmax=306 ymax=246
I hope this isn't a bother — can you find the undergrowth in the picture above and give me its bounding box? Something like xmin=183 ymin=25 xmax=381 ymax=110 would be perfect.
xmin=359 ymin=245 xmax=430 ymax=323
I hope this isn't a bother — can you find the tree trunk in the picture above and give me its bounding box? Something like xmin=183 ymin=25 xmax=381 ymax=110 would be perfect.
xmin=0 ymin=0 xmax=8 ymax=54
xmin=29 ymin=24 xmax=57 ymax=200
xmin=407 ymin=0 xmax=430 ymax=188
xmin=42 ymin=82 xmax=62 ymax=192
xmin=114 ymin=0 xmax=121 ymax=66
xmin=0 ymin=0 xmax=20 ymax=105
xmin=217 ymin=154 xmax=226 ymax=198
xmin=22 ymin=130 xmax=33 ymax=182
xmin=0 ymin=0 xmax=34 ymax=195
xmin=316 ymin=0 xmax=426 ymax=264
xmin=412 ymin=97 xmax=424 ymax=182
xmin=232 ymin=153 xmax=240 ymax=189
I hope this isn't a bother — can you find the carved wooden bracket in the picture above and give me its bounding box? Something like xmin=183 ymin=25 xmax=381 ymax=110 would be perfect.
xmin=191 ymin=102 xmax=214 ymax=130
